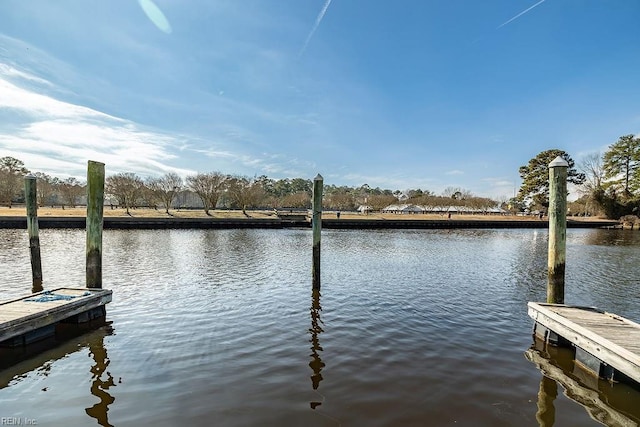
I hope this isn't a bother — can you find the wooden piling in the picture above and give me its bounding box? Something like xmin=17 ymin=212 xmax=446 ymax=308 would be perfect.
xmin=312 ymin=174 xmax=323 ymax=289
xmin=547 ymin=156 xmax=568 ymax=304
xmin=24 ymin=175 xmax=43 ymax=292
xmin=86 ymin=161 xmax=105 ymax=289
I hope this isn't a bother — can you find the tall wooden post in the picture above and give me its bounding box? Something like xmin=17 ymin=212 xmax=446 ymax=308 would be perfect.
xmin=312 ymin=174 xmax=323 ymax=290
xmin=86 ymin=161 xmax=105 ymax=289
xmin=24 ymin=175 xmax=43 ymax=292
xmin=547 ymin=156 xmax=568 ymax=304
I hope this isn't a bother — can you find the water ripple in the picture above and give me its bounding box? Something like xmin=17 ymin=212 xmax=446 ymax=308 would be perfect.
xmin=0 ymin=228 xmax=638 ymax=426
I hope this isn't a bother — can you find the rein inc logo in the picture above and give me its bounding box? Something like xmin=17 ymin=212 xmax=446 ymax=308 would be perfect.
xmin=1 ymin=418 xmax=37 ymax=425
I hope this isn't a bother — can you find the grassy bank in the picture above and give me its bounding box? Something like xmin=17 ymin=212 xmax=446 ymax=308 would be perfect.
xmin=0 ymin=206 xmax=610 ymax=222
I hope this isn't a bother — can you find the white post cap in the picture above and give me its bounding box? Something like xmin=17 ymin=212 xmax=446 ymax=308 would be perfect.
xmin=549 ymin=156 xmax=568 ymax=168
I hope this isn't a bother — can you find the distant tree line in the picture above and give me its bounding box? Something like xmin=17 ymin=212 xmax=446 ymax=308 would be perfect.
xmin=0 ymin=156 xmax=502 ymax=215
xmin=0 ymin=157 xmax=85 ymax=209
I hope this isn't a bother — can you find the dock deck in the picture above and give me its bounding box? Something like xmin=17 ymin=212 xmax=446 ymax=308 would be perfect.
xmin=0 ymin=287 xmax=112 ymax=346
xmin=528 ymin=302 xmax=640 ymax=383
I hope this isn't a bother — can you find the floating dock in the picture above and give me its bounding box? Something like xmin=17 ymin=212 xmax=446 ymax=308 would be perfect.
xmin=528 ymin=302 xmax=640 ymax=384
xmin=0 ymin=288 xmax=112 ymax=347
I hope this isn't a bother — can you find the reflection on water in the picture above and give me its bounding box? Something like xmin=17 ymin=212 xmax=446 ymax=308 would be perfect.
xmin=536 ymin=376 xmax=557 ymax=427
xmin=0 ymin=322 xmax=115 ymax=426
xmin=86 ymin=333 xmax=116 ymax=427
xmin=308 ymin=289 xmax=325 ymax=409
xmin=526 ymin=337 xmax=640 ymax=426
xmin=582 ymin=228 xmax=640 ymax=246
xmin=1 ymin=228 xmax=639 ymax=426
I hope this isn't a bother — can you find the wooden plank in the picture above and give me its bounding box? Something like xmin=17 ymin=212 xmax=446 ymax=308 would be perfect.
xmin=0 ymin=287 xmax=112 ymax=343
xmin=528 ymin=302 xmax=640 ymax=384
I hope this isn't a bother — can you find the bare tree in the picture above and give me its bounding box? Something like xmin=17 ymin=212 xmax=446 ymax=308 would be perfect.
xmin=147 ymin=172 xmax=183 ymax=214
xmin=0 ymin=156 xmax=29 ymax=207
xmin=442 ymin=187 xmax=472 ymax=200
xmin=186 ymin=172 xmax=226 ymax=216
xmin=58 ymin=177 xmax=85 ymax=208
xmin=579 ymin=152 xmax=605 ymax=194
xmin=281 ymin=191 xmax=311 ymax=209
xmin=578 ymin=152 xmax=607 ymax=217
xmin=225 ymin=176 xmax=266 ymax=216
xmin=326 ymin=192 xmax=356 ymax=211
xmin=106 ymin=172 xmax=144 ymax=215
xmin=365 ymin=194 xmax=397 ymax=212
xmin=33 ymin=172 xmax=55 ymax=206
xmin=139 ymin=181 xmax=159 ymax=210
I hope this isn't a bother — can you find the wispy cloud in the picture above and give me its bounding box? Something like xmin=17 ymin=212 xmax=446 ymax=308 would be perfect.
xmin=0 ymin=67 xmax=192 ymax=179
xmin=497 ymin=0 xmax=546 ymax=29
xmin=299 ymin=0 xmax=333 ymax=57
xmin=446 ymin=170 xmax=464 ymax=176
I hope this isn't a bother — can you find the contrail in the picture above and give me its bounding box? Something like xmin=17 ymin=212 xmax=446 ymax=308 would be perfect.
xmin=497 ymin=0 xmax=545 ymax=29
xmin=299 ymin=0 xmax=332 ymax=57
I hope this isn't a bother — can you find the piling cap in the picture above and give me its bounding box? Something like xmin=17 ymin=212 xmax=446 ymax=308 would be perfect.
xmin=314 ymin=173 xmax=323 ymax=181
xmin=549 ymin=156 xmax=568 ymax=168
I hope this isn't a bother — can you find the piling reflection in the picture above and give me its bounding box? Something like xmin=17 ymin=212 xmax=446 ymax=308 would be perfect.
xmin=535 ymin=376 xmax=557 ymax=427
xmin=309 ymin=289 xmax=325 ymax=409
xmin=525 ymin=337 xmax=640 ymax=426
xmin=0 ymin=322 xmax=116 ymax=425
xmin=85 ymin=332 xmax=116 ymax=427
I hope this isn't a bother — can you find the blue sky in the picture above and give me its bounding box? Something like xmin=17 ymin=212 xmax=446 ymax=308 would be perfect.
xmin=1 ymin=0 xmax=639 ymax=199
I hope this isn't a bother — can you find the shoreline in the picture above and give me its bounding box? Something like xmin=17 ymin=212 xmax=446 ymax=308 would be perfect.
xmin=0 ymin=207 xmax=618 ymax=230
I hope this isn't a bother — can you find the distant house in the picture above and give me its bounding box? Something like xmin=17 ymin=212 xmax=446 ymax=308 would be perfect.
xmin=382 ymin=204 xmax=423 ymax=214
xmin=418 ymin=205 xmax=507 ymax=215
xmin=357 ymin=205 xmax=373 ymax=213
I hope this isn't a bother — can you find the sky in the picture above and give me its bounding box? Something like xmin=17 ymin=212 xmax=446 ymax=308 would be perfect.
xmin=1 ymin=0 xmax=639 ymax=200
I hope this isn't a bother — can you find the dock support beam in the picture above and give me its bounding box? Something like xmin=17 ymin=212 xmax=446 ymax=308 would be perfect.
xmin=312 ymin=174 xmax=323 ymax=290
xmin=547 ymin=157 xmax=568 ymax=304
xmin=86 ymin=161 xmax=105 ymax=289
xmin=24 ymin=175 xmax=43 ymax=292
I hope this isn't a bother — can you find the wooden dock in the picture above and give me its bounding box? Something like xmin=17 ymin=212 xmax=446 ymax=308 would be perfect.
xmin=0 ymin=288 xmax=112 ymax=347
xmin=528 ymin=302 xmax=640 ymax=384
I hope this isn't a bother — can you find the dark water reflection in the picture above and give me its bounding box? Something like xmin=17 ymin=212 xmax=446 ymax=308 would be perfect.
xmin=86 ymin=333 xmax=116 ymax=427
xmin=0 ymin=228 xmax=639 ymax=426
xmin=527 ymin=337 xmax=640 ymax=426
xmin=309 ymin=289 xmax=324 ymax=409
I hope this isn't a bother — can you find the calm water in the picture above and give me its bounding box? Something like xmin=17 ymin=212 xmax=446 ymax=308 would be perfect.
xmin=1 ymin=228 xmax=640 ymax=426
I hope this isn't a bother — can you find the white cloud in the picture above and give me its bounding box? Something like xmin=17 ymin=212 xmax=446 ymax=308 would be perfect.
xmin=0 ymin=67 xmax=193 ymax=179
xmin=446 ymin=170 xmax=464 ymax=176
xmin=0 ymin=64 xmax=52 ymax=87
xmin=0 ymin=78 xmax=110 ymax=120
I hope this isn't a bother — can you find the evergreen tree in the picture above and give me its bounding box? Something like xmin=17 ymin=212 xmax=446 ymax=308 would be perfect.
xmin=603 ymin=134 xmax=640 ymax=197
xmin=518 ymin=149 xmax=585 ymax=208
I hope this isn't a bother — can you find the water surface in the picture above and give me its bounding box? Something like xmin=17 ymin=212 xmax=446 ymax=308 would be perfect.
xmin=1 ymin=228 xmax=639 ymax=426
